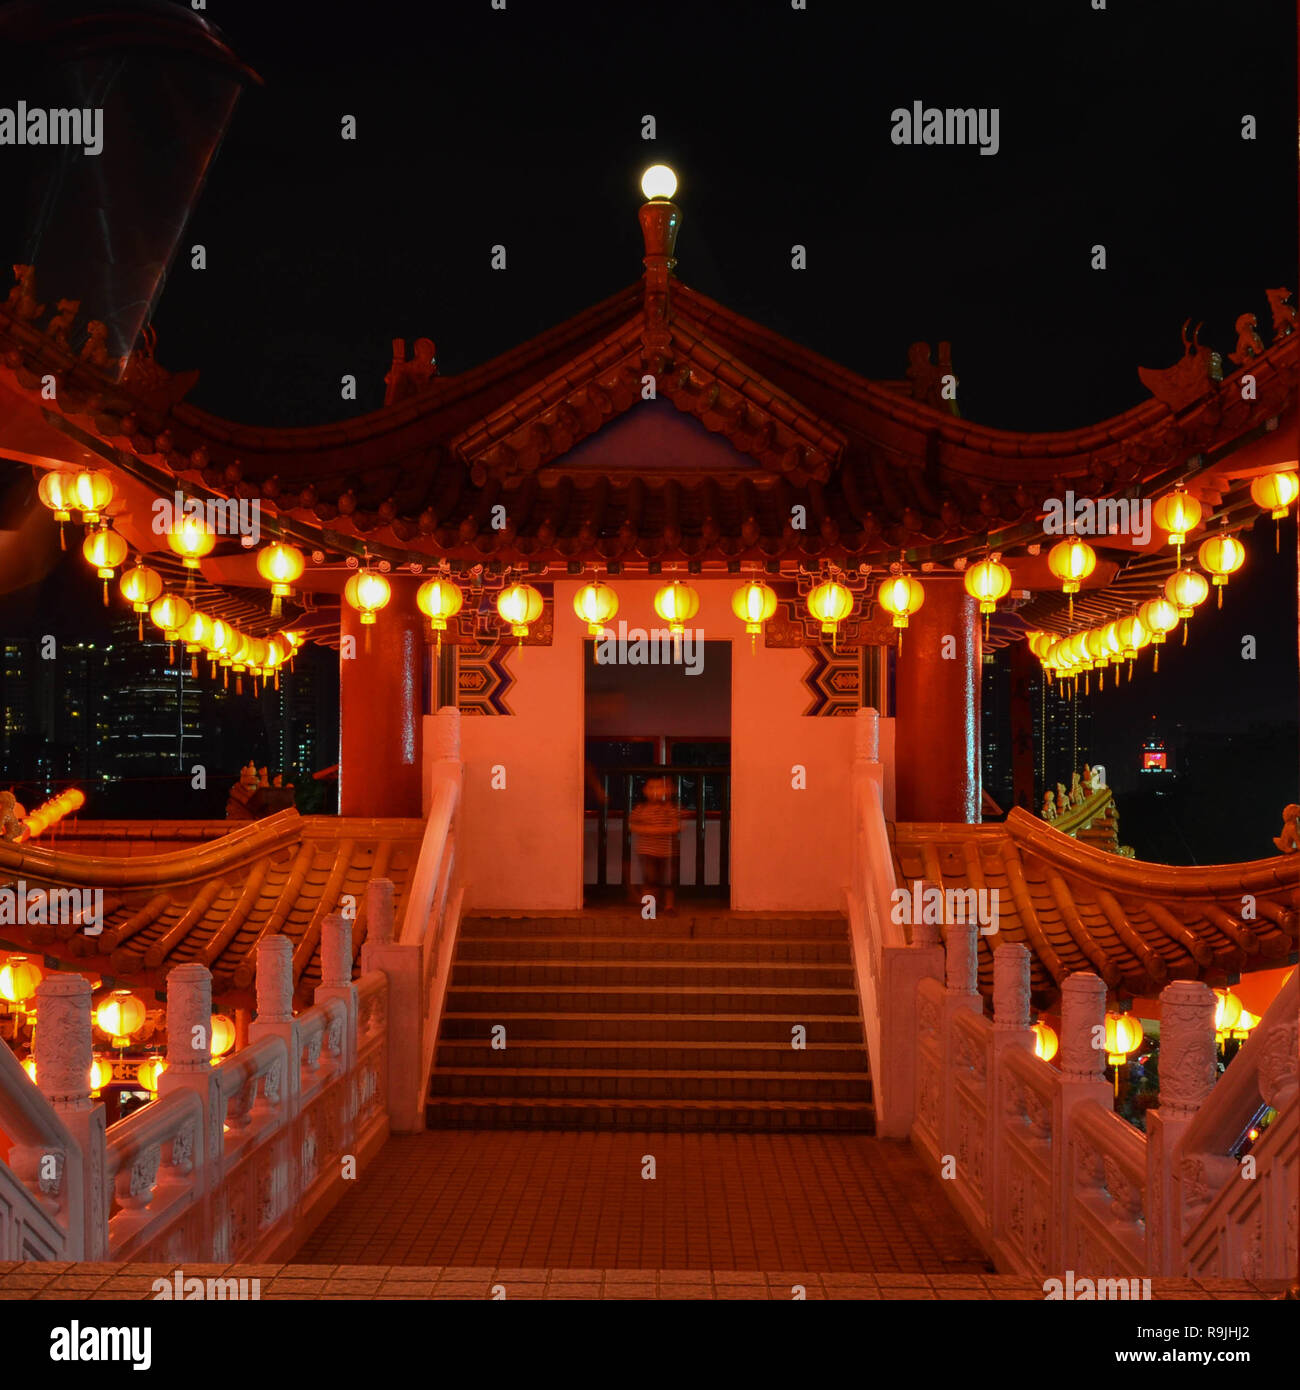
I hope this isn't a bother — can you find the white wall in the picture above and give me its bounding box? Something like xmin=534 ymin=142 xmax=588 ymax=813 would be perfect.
xmin=452 ymin=578 xmax=874 ymax=913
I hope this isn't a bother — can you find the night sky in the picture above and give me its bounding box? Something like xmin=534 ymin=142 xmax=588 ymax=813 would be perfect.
xmin=1 ymin=0 xmax=1297 ymax=854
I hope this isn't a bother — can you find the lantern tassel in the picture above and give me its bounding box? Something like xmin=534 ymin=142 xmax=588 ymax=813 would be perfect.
xmin=223 ymin=667 xmax=229 ymax=690
xmin=138 ymin=614 xmax=144 ymax=642
xmin=1275 ymin=522 xmax=1281 ymax=554
xmin=168 ymin=642 xmax=176 ymax=666
xmin=272 ymin=594 xmax=283 ymax=617
xmin=101 ymin=579 xmax=109 ymax=607
xmin=273 ymin=670 xmax=280 ymax=691
xmin=1153 ymin=647 xmax=1159 ymax=673
xmin=236 ymin=674 xmax=243 ymax=695
xmin=59 ymin=524 xmax=67 ymax=551
xmin=1217 ymin=587 xmax=1223 ymax=609
xmin=191 ymin=655 xmax=198 ymax=679
xmin=1182 ymin=623 xmax=1188 ymax=646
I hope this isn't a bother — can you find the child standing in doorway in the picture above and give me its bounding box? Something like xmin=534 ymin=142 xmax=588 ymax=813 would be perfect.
xmin=628 ymin=776 xmax=681 ymax=913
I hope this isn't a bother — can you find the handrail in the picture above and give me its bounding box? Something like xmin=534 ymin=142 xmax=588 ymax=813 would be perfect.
xmin=1179 ymin=967 xmax=1298 ymax=1158
xmin=0 ymin=1035 xmax=79 ymax=1258
xmin=399 ymin=779 xmax=458 ymax=945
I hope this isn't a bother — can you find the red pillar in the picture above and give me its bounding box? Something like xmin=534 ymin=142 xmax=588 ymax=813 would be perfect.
xmin=339 ymin=576 xmax=424 ymax=818
xmin=893 ymin=578 xmax=981 ymax=823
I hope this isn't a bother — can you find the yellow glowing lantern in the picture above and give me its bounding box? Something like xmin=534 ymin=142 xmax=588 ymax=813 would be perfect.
xmin=1152 ymin=485 xmax=1203 ymax=561
xmin=80 ymin=526 xmax=128 ymax=605
xmin=417 ymin=575 xmax=466 ymax=652
xmin=573 ymin=578 xmax=620 ymax=638
xmin=149 ymin=593 xmax=192 ymax=666
xmin=808 ymin=579 xmax=855 ymax=650
xmin=1250 ymin=471 xmax=1299 ymax=552
xmin=876 ymin=574 xmax=923 ymax=651
xmin=256 ymin=541 xmax=306 ymax=615
xmin=1230 ymin=1009 xmax=1259 ymax=1042
xmin=37 ymin=471 xmax=76 ymax=547
xmin=964 ymin=557 xmax=1012 ymax=638
xmin=263 ymin=635 xmax=288 ymax=690
xmin=1083 ymin=628 xmax=1114 ymax=687
xmin=0 ymin=955 xmax=42 ymax=1004
xmin=498 ymin=581 xmax=545 ymax=641
xmin=210 ymin=1013 xmax=236 ymax=1058
xmin=1025 ymin=630 xmax=1052 ymax=660
xmin=1104 ymin=1011 xmax=1143 ymax=1069
xmin=1249 ymin=470 xmax=1299 ymax=519
xmin=23 ymin=1057 xmax=37 ymax=1083
xmin=179 ymin=611 xmax=213 ymax=678
xmin=136 ymin=1057 xmax=167 ymax=1094
xmin=166 ymin=512 xmax=216 ymax=571
xmin=1212 ymin=987 xmax=1243 ymax=1033
xmin=71 ymin=470 xmax=113 ymax=525
xmin=1136 ymin=597 xmax=1179 ymax=670
xmin=95 ymin=990 xmax=146 ymax=1042
xmin=1047 ymin=537 xmax=1096 ymax=619
xmin=1113 ymin=615 xmax=1150 ymax=681
xmin=1197 ymin=531 xmax=1245 ymax=608
xmin=89 ymin=1057 xmax=109 ymax=1094
xmin=653 ymin=579 xmax=700 ymax=638
xmin=344 ymin=569 xmax=391 ymax=626
xmin=1164 ymin=566 xmax=1209 ymax=646
xmin=1031 ymin=1020 xmax=1059 ymax=1062
xmin=206 ymin=617 xmax=233 ymax=682
xmin=730 ymin=579 xmax=777 ymax=651
xmin=120 ymin=559 xmax=164 ymax=639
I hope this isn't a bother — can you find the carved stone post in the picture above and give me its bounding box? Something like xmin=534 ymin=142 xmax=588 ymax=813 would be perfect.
xmin=939 ymin=918 xmax=984 ymax=1161
xmin=854 ymin=706 xmax=879 ymax=763
xmin=1146 ymin=979 xmax=1218 ymax=1275
xmin=31 ymin=973 xmax=106 ymax=1258
xmin=315 ymin=911 xmax=358 ymax=1076
xmin=249 ymin=936 xmax=300 ymax=1112
xmin=423 ymin=704 xmax=464 ymax=818
xmin=361 ymin=875 xmax=424 ymax=1135
xmin=1054 ymin=970 xmax=1113 ymax=1276
xmin=991 ymin=944 xmax=1036 ymax=1256
xmin=876 ymin=910 xmax=945 ymax=1139
xmin=365 ymin=877 xmax=395 ymax=947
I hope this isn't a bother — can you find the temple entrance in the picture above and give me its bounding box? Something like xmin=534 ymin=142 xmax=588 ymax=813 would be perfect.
xmin=583 ymin=636 xmax=731 ymax=905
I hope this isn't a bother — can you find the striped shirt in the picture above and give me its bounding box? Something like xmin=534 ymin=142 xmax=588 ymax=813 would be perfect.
xmin=629 ymin=799 xmax=680 ymax=858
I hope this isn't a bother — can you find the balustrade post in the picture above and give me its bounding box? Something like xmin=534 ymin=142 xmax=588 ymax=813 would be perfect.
xmin=315 ymin=911 xmax=358 ymax=1076
xmin=1053 ymin=970 xmax=1113 ymax=1275
xmin=249 ymin=934 xmax=301 ymax=1113
xmin=157 ymin=961 xmax=218 ymax=1255
xmin=1146 ymin=979 xmax=1218 ymax=1274
xmin=360 ymin=874 xmax=424 ymax=1135
xmin=424 ymin=704 xmax=464 ymax=816
xmin=990 ymin=944 xmax=1036 ymax=1256
xmin=27 ymin=973 xmax=106 ymax=1258
xmin=876 ymin=912 xmax=944 ymax=1139
xmin=938 ymin=916 xmax=983 ymax=1158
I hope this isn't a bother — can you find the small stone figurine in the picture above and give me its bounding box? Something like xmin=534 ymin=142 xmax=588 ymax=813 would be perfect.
xmin=1266 ymin=288 xmax=1295 ymax=342
xmin=1041 ymin=791 xmax=1057 ymax=822
xmin=0 ymin=790 xmax=27 ymax=841
xmin=1273 ymin=804 xmax=1299 ymax=855
xmin=1228 ymin=312 xmax=1265 ymax=368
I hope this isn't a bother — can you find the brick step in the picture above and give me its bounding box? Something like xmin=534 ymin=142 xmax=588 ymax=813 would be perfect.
xmin=423 ymin=1096 xmax=876 ymax=1133
xmin=454 ymin=937 xmax=852 ymax=964
xmin=449 ymin=960 xmax=855 ymax=989
xmin=459 ymin=916 xmax=848 ymax=941
xmin=434 ymin=1039 xmax=870 ymax=1072
xmin=443 ymin=985 xmax=862 ymax=1016
xmin=429 ymin=1067 xmax=872 ymax=1102
xmin=437 ymin=1012 xmax=867 ymax=1043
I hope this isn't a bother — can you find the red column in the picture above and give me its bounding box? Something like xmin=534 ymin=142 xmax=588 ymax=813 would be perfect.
xmin=893 ymin=578 xmax=981 ymax=823
xmin=339 ymin=576 xmax=424 ymax=818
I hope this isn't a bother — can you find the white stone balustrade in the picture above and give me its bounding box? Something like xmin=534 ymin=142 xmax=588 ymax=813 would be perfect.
xmin=849 ymin=765 xmax=1297 ymax=1281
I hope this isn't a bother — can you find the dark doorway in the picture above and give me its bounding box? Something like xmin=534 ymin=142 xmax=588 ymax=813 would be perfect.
xmin=583 ymin=637 xmax=730 ymax=904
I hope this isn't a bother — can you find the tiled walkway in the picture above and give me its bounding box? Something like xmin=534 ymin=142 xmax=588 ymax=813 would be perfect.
xmin=294 ymin=1131 xmax=990 ymax=1271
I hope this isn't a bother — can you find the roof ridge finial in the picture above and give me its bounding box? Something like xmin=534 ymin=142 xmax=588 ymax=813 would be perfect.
xmin=638 ymin=165 xmax=680 ymax=376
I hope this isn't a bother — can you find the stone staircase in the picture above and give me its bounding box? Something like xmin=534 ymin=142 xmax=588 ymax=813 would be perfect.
xmin=427 ymin=911 xmax=873 ymax=1131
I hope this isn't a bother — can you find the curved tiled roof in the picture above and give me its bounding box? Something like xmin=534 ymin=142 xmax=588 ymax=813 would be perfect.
xmin=3 ymin=266 xmax=1295 ymax=579
xmin=890 ymin=809 xmax=1299 ymax=1003
xmin=0 ymin=811 xmax=423 ymax=1005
